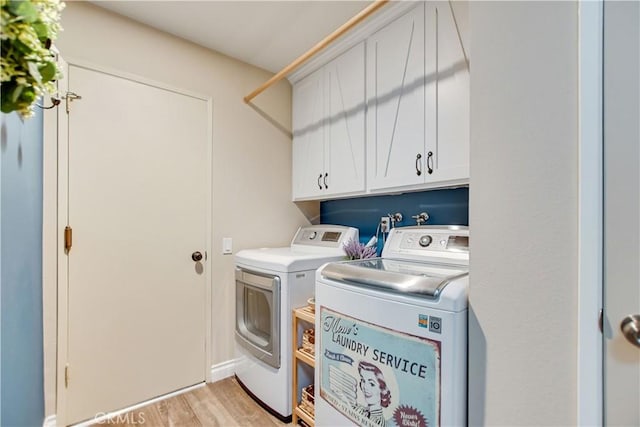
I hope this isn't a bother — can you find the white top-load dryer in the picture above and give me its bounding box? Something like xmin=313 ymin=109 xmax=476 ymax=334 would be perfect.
xmin=234 ymin=225 xmax=358 ymax=420
xmin=315 ymin=226 xmax=469 ymax=427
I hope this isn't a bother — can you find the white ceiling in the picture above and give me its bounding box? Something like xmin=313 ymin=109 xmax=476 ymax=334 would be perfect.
xmin=90 ymin=1 xmax=373 ymax=73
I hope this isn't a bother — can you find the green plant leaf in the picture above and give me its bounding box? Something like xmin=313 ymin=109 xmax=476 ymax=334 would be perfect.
xmin=27 ymin=61 xmax=42 ymax=84
xmin=32 ymin=22 xmax=48 ymax=40
xmin=1 ymin=83 xmax=18 ymax=113
xmin=2 ymin=0 xmax=64 ymax=118
xmin=1 ymin=100 xmax=17 ymax=114
xmin=20 ymin=87 xmax=36 ymax=104
xmin=11 ymin=83 xmax=23 ymax=103
xmin=13 ymin=38 xmax=34 ymax=55
xmin=39 ymin=61 xmax=56 ymax=82
xmin=8 ymin=1 xmax=38 ymax=23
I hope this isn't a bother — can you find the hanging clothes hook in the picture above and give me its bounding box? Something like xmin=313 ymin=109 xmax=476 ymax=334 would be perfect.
xmin=36 ymin=91 xmax=82 ymax=112
xmin=36 ymin=96 xmax=62 ymax=109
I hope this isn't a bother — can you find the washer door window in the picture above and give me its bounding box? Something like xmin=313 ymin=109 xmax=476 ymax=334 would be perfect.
xmin=235 ymin=268 xmax=281 ymax=368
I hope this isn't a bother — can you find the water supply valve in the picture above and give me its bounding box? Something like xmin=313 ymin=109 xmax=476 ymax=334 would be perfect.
xmin=380 ymin=217 xmax=390 ymax=233
xmin=412 ymin=212 xmax=430 ymax=225
xmin=388 ymin=212 xmax=403 ymax=228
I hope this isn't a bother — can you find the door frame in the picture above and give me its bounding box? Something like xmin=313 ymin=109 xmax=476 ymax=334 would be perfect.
xmin=577 ymin=1 xmax=603 ymax=425
xmin=43 ymin=57 xmax=213 ymax=426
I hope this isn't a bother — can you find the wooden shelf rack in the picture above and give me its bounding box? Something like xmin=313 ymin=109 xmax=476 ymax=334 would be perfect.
xmin=292 ymin=306 xmax=316 ymax=426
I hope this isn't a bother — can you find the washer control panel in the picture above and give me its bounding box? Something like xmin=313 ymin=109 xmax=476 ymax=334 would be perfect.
xmin=383 ymin=226 xmax=469 ymax=263
xmin=399 ymin=231 xmax=468 ymax=251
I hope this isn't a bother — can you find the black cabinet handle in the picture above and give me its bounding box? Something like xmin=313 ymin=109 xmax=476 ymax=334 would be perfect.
xmin=324 ymin=173 xmax=328 ymax=189
xmin=427 ymin=151 xmax=434 ymax=175
xmin=415 ymin=153 xmax=422 ymax=176
xmin=317 ymin=173 xmax=323 ymax=190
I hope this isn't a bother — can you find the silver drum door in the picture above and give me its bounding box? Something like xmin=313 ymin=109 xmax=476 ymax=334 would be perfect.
xmin=235 ymin=268 xmax=281 ymax=369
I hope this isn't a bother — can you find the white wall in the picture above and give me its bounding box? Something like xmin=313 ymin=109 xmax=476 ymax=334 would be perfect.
xmin=468 ymin=2 xmax=579 ymax=425
xmin=44 ymin=1 xmax=319 ymax=417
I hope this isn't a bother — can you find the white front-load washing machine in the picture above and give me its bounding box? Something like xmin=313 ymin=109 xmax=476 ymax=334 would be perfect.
xmin=234 ymin=225 xmax=358 ymax=421
xmin=315 ymin=226 xmax=469 ymax=427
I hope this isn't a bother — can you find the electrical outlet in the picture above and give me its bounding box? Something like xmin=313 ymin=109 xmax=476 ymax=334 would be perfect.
xmin=380 ymin=216 xmax=390 ymax=233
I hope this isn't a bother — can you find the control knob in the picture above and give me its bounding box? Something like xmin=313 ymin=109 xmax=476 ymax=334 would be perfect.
xmin=419 ymin=235 xmax=433 ymax=247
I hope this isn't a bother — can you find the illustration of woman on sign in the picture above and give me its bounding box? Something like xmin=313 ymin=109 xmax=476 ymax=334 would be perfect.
xmin=354 ymin=361 xmax=392 ymax=426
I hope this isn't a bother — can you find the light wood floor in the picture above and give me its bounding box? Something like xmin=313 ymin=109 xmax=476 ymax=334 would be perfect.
xmin=92 ymin=377 xmax=289 ymax=427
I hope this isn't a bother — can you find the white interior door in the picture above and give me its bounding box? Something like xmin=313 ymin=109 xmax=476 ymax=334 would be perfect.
xmin=603 ymin=1 xmax=640 ymax=425
xmin=64 ymin=65 xmax=209 ymax=424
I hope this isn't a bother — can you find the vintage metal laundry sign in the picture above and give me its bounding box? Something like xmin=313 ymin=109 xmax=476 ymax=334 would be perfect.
xmin=319 ymin=306 xmax=441 ymax=427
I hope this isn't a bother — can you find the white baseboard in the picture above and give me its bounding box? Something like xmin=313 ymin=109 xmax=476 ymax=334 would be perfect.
xmin=43 ymin=415 xmax=57 ymax=427
xmin=71 ymin=383 xmax=205 ymax=427
xmin=209 ymin=358 xmax=241 ymax=383
xmin=43 ymin=361 xmax=239 ymax=427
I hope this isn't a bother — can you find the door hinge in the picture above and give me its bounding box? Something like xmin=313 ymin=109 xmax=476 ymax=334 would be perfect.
xmin=65 ymin=364 xmax=70 ymax=388
xmin=65 ymin=91 xmax=82 ymax=114
xmin=64 ymin=226 xmax=72 ymax=253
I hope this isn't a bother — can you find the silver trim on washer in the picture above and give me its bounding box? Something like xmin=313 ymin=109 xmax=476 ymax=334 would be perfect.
xmin=320 ymin=261 xmax=468 ymax=299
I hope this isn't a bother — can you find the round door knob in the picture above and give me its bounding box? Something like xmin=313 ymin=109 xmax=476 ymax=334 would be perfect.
xmin=192 ymin=251 xmax=203 ymax=262
xmin=621 ymin=314 xmax=640 ymax=348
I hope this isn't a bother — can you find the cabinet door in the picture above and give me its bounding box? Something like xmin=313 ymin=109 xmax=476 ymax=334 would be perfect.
xmin=366 ymin=3 xmax=426 ymax=191
xmin=325 ymin=42 xmax=366 ymax=196
xmin=292 ymin=67 xmax=325 ymax=200
xmin=427 ymin=1 xmax=470 ymax=184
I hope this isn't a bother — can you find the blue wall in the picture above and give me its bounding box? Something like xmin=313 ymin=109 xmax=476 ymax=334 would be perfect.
xmin=320 ymin=188 xmax=469 ymax=252
xmin=1 ymin=110 xmax=45 ymax=427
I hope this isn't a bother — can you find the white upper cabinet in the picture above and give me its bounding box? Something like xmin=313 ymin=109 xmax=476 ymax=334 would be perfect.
xmin=291 ymin=1 xmax=470 ymax=200
xmin=366 ymin=3 xmax=426 ymax=191
xmin=325 ymin=42 xmax=366 ymax=196
xmin=367 ymin=2 xmax=469 ymax=193
xmin=292 ymin=67 xmax=324 ymax=199
xmin=292 ymin=42 xmax=366 ymax=201
xmin=425 ymin=1 xmax=470 ymax=185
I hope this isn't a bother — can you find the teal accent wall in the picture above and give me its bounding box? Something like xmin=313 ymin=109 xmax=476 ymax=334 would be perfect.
xmin=0 ymin=110 xmax=45 ymax=427
xmin=320 ymin=188 xmax=469 ymax=253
